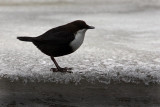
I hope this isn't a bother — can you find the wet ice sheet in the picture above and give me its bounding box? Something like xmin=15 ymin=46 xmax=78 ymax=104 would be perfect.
xmin=0 ymin=0 xmax=160 ymax=85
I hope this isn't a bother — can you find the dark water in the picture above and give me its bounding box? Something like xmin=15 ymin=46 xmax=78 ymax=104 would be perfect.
xmin=0 ymin=78 xmax=159 ymax=107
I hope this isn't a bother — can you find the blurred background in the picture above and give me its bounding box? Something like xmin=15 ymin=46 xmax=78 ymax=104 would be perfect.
xmin=0 ymin=0 xmax=160 ymax=106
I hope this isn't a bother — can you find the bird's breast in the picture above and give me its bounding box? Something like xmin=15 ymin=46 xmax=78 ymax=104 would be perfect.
xmin=69 ymin=29 xmax=87 ymax=51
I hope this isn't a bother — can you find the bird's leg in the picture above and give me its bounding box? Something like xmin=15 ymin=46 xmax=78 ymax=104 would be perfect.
xmin=50 ymin=56 xmax=61 ymax=70
xmin=50 ymin=56 xmax=72 ymax=73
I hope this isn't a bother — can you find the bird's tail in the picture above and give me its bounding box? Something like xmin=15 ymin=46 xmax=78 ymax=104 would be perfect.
xmin=17 ymin=36 xmax=33 ymax=42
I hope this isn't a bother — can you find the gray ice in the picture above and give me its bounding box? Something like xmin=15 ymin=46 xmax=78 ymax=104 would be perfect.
xmin=0 ymin=0 xmax=160 ymax=84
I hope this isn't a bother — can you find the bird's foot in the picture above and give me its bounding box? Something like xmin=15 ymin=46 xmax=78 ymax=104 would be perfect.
xmin=50 ymin=67 xmax=73 ymax=73
xmin=50 ymin=68 xmax=59 ymax=72
xmin=64 ymin=67 xmax=73 ymax=70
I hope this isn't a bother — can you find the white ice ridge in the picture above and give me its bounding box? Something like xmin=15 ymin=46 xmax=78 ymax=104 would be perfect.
xmin=0 ymin=46 xmax=160 ymax=85
xmin=1 ymin=0 xmax=160 ymax=85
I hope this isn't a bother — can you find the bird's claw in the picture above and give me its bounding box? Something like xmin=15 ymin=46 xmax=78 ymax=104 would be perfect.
xmin=50 ymin=68 xmax=59 ymax=72
xmin=64 ymin=67 xmax=73 ymax=70
xmin=50 ymin=67 xmax=73 ymax=73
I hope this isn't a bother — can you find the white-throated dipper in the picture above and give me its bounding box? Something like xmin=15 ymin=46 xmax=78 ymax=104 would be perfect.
xmin=17 ymin=20 xmax=95 ymax=73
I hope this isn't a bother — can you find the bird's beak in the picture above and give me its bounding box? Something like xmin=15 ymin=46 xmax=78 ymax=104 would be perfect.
xmin=87 ymin=25 xmax=95 ymax=29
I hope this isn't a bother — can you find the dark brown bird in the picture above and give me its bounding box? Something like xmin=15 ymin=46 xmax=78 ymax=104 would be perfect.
xmin=17 ymin=20 xmax=95 ymax=73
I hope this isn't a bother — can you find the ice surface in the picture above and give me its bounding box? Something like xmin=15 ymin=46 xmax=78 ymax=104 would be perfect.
xmin=0 ymin=0 xmax=160 ymax=85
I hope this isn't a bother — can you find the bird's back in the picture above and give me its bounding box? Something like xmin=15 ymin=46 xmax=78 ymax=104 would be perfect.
xmin=31 ymin=24 xmax=79 ymax=57
xmin=17 ymin=20 xmax=92 ymax=57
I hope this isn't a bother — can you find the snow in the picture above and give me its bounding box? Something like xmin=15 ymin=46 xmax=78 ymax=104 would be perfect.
xmin=0 ymin=0 xmax=160 ymax=85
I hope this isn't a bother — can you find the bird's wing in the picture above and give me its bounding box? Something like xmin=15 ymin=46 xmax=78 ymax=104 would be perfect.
xmin=34 ymin=31 xmax=75 ymax=45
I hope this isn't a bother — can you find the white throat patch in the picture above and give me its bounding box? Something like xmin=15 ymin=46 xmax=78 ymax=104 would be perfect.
xmin=70 ymin=29 xmax=87 ymax=51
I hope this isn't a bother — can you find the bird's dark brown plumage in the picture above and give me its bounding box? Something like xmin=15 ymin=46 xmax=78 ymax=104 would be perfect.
xmin=17 ymin=20 xmax=95 ymax=73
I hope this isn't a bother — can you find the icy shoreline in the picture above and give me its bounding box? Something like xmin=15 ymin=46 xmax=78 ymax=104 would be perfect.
xmin=0 ymin=0 xmax=160 ymax=85
xmin=1 ymin=0 xmax=160 ymax=106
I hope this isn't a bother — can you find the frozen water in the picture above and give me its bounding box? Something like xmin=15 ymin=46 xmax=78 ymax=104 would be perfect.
xmin=0 ymin=0 xmax=160 ymax=85
xmin=1 ymin=0 xmax=160 ymax=106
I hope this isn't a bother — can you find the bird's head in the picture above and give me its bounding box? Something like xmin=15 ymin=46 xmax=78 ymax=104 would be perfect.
xmin=71 ymin=20 xmax=95 ymax=30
